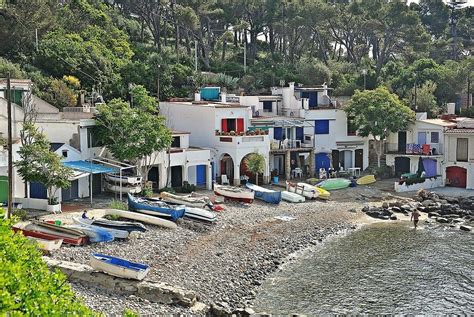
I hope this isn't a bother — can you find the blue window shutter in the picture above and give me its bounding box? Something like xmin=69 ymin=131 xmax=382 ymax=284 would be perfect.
xmin=315 ymin=120 xmax=329 ymax=134
xmin=274 ymin=127 xmax=283 ymax=140
xmin=296 ymin=127 xmax=304 ymax=141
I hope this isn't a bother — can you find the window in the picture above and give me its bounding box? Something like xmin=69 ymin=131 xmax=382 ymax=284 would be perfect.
xmin=263 ymin=101 xmax=273 ymax=112
xmin=347 ymin=117 xmax=357 ymax=136
xmin=431 ymin=132 xmax=439 ymax=143
xmin=62 ymin=150 xmax=68 ymax=158
xmin=171 ymin=136 xmax=181 ymax=148
xmin=456 ymin=138 xmax=468 ymax=162
xmin=315 ymin=120 xmax=329 ymax=134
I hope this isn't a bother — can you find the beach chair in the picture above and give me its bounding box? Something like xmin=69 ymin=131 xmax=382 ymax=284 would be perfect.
xmin=221 ymin=174 xmax=230 ymax=185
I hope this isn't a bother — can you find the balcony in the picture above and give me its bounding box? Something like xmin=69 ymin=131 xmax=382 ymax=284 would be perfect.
xmin=270 ymin=136 xmax=313 ymax=152
xmin=216 ymin=135 xmax=268 ymax=146
xmin=385 ymin=143 xmax=443 ymax=156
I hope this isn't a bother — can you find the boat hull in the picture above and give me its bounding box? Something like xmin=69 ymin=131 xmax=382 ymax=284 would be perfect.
xmin=160 ymin=192 xmax=208 ymax=208
xmin=104 ymin=209 xmax=177 ymax=229
xmin=315 ymin=186 xmax=331 ymax=200
xmin=26 ymin=236 xmax=63 ymax=251
xmin=245 ymin=183 xmax=281 ymax=204
xmin=72 ymin=217 xmax=129 ymax=239
xmin=105 ymin=173 xmax=142 ymax=185
xmin=357 ymin=175 xmax=376 ymax=185
xmin=184 ymin=207 xmax=217 ymax=223
xmin=281 ymin=191 xmax=305 ymax=203
xmin=65 ymin=224 xmax=114 ymax=243
xmin=318 ymin=178 xmax=351 ymax=191
xmin=105 ymin=182 xmax=142 ymax=194
xmin=90 ymin=253 xmax=149 ymax=280
xmin=213 ymin=184 xmax=254 ymax=203
xmin=286 ymin=181 xmax=319 ymax=199
xmin=13 ymin=226 xmax=88 ymax=246
xmin=127 ymin=194 xmax=185 ymax=221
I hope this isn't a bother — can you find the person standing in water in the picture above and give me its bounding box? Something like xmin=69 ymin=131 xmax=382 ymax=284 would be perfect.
xmin=411 ymin=209 xmax=420 ymax=228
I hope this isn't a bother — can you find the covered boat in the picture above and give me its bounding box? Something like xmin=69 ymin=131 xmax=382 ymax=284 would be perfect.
xmin=245 ymin=183 xmax=281 ymax=204
xmin=90 ymin=253 xmax=149 ymax=280
xmin=65 ymin=224 xmax=114 ymax=243
xmin=317 ymin=178 xmax=351 ymax=191
xmin=184 ymin=207 xmax=217 ymax=223
xmin=286 ymin=181 xmax=319 ymax=199
xmin=26 ymin=236 xmax=63 ymax=252
xmin=91 ymin=218 xmax=147 ymax=233
xmin=160 ymin=191 xmax=211 ymax=208
xmin=127 ymin=194 xmax=185 ymax=221
xmin=13 ymin=221 xmax=88 ymax=245
xmin=213 ymin=184 xmax=254 ymax=203
xmin=103 ymin=209 xmax=177 ymax=229
xmin=105 ymin=173 xmax=142 ymax=185
xmin=73 ymin=217 xmax=129 ymax=239
xmin=281 ymin=190 xmax=305 ymax=203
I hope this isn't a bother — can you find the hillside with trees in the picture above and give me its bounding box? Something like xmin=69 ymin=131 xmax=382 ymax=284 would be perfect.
xmin=0 ymin=0 xmax=472 ymax=117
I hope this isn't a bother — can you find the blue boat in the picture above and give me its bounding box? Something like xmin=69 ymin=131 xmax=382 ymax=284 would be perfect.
xmin=65 ymin=224 xmax=114 ymax=243
xmin=127 ymin=194 xmax=185 ymax=221
xmin=245 ymin=183 xmax=282 ymax=204
xmin=90 ymin=253 xmax=150 ymax=280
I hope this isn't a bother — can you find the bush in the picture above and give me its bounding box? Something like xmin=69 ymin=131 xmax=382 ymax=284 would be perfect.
xmin=0 ymin=209 xmax=93 ymax=315
xmin=159 ymin=187 xmax=176 ymax=194
xmin=141 ymin=181 xmax=153 ymax=198
xmin=108 ymin=199 xmax=127 ymax=211
xmin=174 ymin=181 xmax=196 ymax=194
xmin=12 ymin=208 xmax=28 ymax=221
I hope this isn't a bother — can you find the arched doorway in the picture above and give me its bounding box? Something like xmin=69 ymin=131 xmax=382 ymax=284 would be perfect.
xmin=446 ymin=166 xmax=467 ymax=188
xmin=219 ymin=154 xmax=234 ymax=184
xmin=240 ymin=154 xmax=264 ymax=185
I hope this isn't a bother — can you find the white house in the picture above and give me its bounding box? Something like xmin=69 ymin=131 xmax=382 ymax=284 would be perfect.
xmin=160 ymin=101 xmax=271 ymax=185
xmin=384 ymin=114 xmax=456 ymax=178
xmin=443 ymin=118 xmax=474 ymax=189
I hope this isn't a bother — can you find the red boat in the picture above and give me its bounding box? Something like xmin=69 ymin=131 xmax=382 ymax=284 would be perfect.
xmin=13 ymin=221 xmax=89 ymax=246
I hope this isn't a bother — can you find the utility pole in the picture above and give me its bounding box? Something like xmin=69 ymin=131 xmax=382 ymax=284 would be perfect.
xmin=6 ymin=73 xmax=13 ymax=219
xmin=157 ymin=64 xmax=161 ymax=101
xmin=194 ymin=41 xmax=198 ymax=72
xmin=448 ymin=1 xmax=467 ymax=60
xmin=243 ymin=39 xmax=247 ymax=73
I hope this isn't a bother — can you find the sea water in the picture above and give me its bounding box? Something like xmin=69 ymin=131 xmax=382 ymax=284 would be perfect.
xmin=253 ymin=222 xmax=474 ymax=315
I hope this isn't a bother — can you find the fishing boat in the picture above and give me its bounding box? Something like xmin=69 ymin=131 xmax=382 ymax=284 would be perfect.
xmin=13 ymin=221 xmax=88 ymax=245
xmin=213 ymin=184 xmax=254 ymax=203
xmin=105 ymin=173 xmax=142 ymax=185
xmin=72 ymin=217 xmax=129 ymax=239
xmin=356 ymin=174 xmax=376 ymax=185
xmin=286 ymin=181 xmax=319 ymax=199
xmin=65 ymin=223 xmax=114 ymax=243
xmin=245 ymin=183 xmax=281 ymax=204
xmin=127 ymin=194 xmax=185 ymax=221
xmin=315 ymin=186 xmax=331 ymax=200
xmin=160 ymin=191 xmax=210 ymax=208
xmin=90 ymin=253 xmax=150 ymax=280
xmin=184 ymin=207 xmax=217 ymax=223
xmin=105 ymin=182 xmax=142 ymax=194
xmin=90 ymin=218 xmax=147 ymax=233
xmin=27 ymin=236 xmax=63 ymax=252
xmin=317 ymin=178 xmax=351 ymax=191
xmin=281 ymin=190 xmax=305 ymax=203
xmin=103 ymin=209 xmax=177 ymax=229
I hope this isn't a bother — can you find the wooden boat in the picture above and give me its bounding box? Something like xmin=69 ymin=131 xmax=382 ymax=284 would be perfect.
xmin=65 ymin=224 xmax=115 ymax=243
xmin=286 ymin=181 xmax=319 ymax=199
xmin=103 ymin=209 xmax=177 ymax=229
xmin=315 ymin=186 xmax=331 ymax=200
xmin=90 ymin=253 xmax=150 ymax=280
xmin=127 ymin=194 xmax=185 ymax=221
xmin=90 ymin=218 xmax=147 ymax=233
xmin=105 ymin=182 xmax=142 ymax=194
xmin=160 ymin=191 xmax=211 ymax=208
xmin=281 ymin=190 xmax=305 ymax=203
xmin=105 ymin=173 xmax=142 ymax=185
xmin=13 ymin=221 xmax=88 ymax=246
xmin=317 ymin=178 xmax=351 ymax=191
xmin=213 ymin=184 xmax=254 ymax=203
xmin=72 ymin=217 xmax=129 ymax=239
xmin=356 ymin=174 xmax=376 ymax=185
xmin=184 ymin=207 xmax=217 ymax=223
xmin=27 ymin=236 xmax=63 ymax=252
xmin=245 ymin=183 xmax=281 ymax=204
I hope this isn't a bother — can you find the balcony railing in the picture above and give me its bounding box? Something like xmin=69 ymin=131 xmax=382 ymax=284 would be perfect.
xmin=271 ymin=138 xmax=313 ymax=150
xmin=217 ymin=135 xmax=268 ymax=145
xmin=385 ymin=143 xmax=443 ymax=155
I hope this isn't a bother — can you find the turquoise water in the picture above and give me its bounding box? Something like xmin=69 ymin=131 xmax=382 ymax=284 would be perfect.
xmin=253 ymin=222 xmax=474 ymax=315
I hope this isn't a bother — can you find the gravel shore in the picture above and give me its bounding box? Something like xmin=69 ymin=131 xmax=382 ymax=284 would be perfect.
xmin=48 ymin=188 xmax=384 ymax=315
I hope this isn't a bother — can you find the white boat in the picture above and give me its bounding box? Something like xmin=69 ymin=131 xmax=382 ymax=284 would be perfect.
xmin=90 ymin=253 xmax=149 ymax=280
xmin=281 ymin=190 xmax=305 ymax=203
xmin=213 ymin=184 xmax=254 ymax=203
xmin=105 ymin=173 xmax=142 ymax=185
xmin=286 ymin=181 xmax=319 ymax=199
xmin=72 ymin=217 xmax=129 ymax=239
xmin=105 ymin=182 xmax=142 ymax=194
xmin=160 ymin=191 xmax=210 ymax=208
xmin=27 ymin=236 xmax=63 ymax=252
xmin=185 ymin=207 xmax=217 ymax=223
xmin=103 ymin=209 xmax=178 ymax=229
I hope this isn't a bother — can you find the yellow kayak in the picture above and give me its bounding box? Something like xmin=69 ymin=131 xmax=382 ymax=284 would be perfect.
xmin=315 ymin=186 xmax=331 ymax=200
xmin=356 ymin=174 xmax=376 ymax=185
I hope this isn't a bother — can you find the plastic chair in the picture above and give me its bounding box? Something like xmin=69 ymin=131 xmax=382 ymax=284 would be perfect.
xmin=221 ymin=174 xmax=230 ymax=185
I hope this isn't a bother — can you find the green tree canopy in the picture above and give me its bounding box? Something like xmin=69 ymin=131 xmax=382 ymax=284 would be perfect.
xmin=245 ymin=152 xmax=265 ymax=185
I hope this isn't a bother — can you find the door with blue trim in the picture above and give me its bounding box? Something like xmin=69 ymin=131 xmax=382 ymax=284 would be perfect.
xmin=30 ymin=182 xmax=47 ymax=199
xmin=196 ymin=165 xmax=207 ymax=186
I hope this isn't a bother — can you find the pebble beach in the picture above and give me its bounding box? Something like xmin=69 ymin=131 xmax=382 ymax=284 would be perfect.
xmin=46 ymin=188 xmax=379 ymax=316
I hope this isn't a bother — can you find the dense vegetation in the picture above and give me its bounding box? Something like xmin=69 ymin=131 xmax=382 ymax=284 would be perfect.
xmin=0 ymin=0 xmax=472 ymax=116
xmin=0 ymin=211 xmax=93 ymax=315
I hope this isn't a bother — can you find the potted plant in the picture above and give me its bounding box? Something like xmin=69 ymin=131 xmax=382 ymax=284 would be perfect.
xmin=230 ymin=130 xmax=236 ymax=136
xmin=264 ymin=130 xmax=269 ymax=135
xmin=239 ymin=131 xmax=244 ymax=136
xmin=46 ymin=197 xmax=61 ymax=213
xmin=215 ymin=130 xmax=220 ymax=136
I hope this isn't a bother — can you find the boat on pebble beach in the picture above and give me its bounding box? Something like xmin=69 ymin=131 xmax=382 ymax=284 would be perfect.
xmin=105 ymin=173 xmax=142 ymax=185
xmin=13 ymin=221 xmax=89 ymax=245
xmin=83 ymin=217 xmax=147 ymax=233
xmin=127 ymin=194 xmax=186 ymax=221
xmin=72 ymin=217 xmax=129 ymax=239
xmin=103 ymin=209 xmax=178 ymax=229
xmin=317 ymin=178 xmax=351 ymax=191
xmin=160 ymin=191 xmax=211 ymax=208
xmin=65 ymin=223 xmax=115 ymax=243
xmin=356 ymin=174 xmax=376 ymax=185
xmin=105 ymin=182 xmax=142 ymax=194
xmin=26 ymin=236 xmax=63 ymax=252
xmin=90 ymin=253 xmax=150 ymax=280
xmin=281 ymin=190 xmax=306 ymax=203
xmin=245 ymin=183 xmax=282 ymax=204
xmin=184 ymin=207 xmax=218 ymax=223
xmin=213 ymin=184 xmax=255 ymax=203
xmin=286 ymin=181 xmax=320 ymax=199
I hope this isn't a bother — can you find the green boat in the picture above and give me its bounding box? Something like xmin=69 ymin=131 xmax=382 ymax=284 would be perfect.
xmin=317 ymin=178 xmax=351 ymax=191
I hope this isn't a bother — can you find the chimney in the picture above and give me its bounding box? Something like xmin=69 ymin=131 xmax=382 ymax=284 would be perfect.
xmin=194 ymin=91 xmax=201 ymax=102
xmin=221 ymin=91 xmax=227 ymax=103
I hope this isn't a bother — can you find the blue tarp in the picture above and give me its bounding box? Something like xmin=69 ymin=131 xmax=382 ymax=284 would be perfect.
xmin=246 ymin=183 xmax=281 ymax=204
xmin=63 ymin=160 xmax=118 ymax=174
